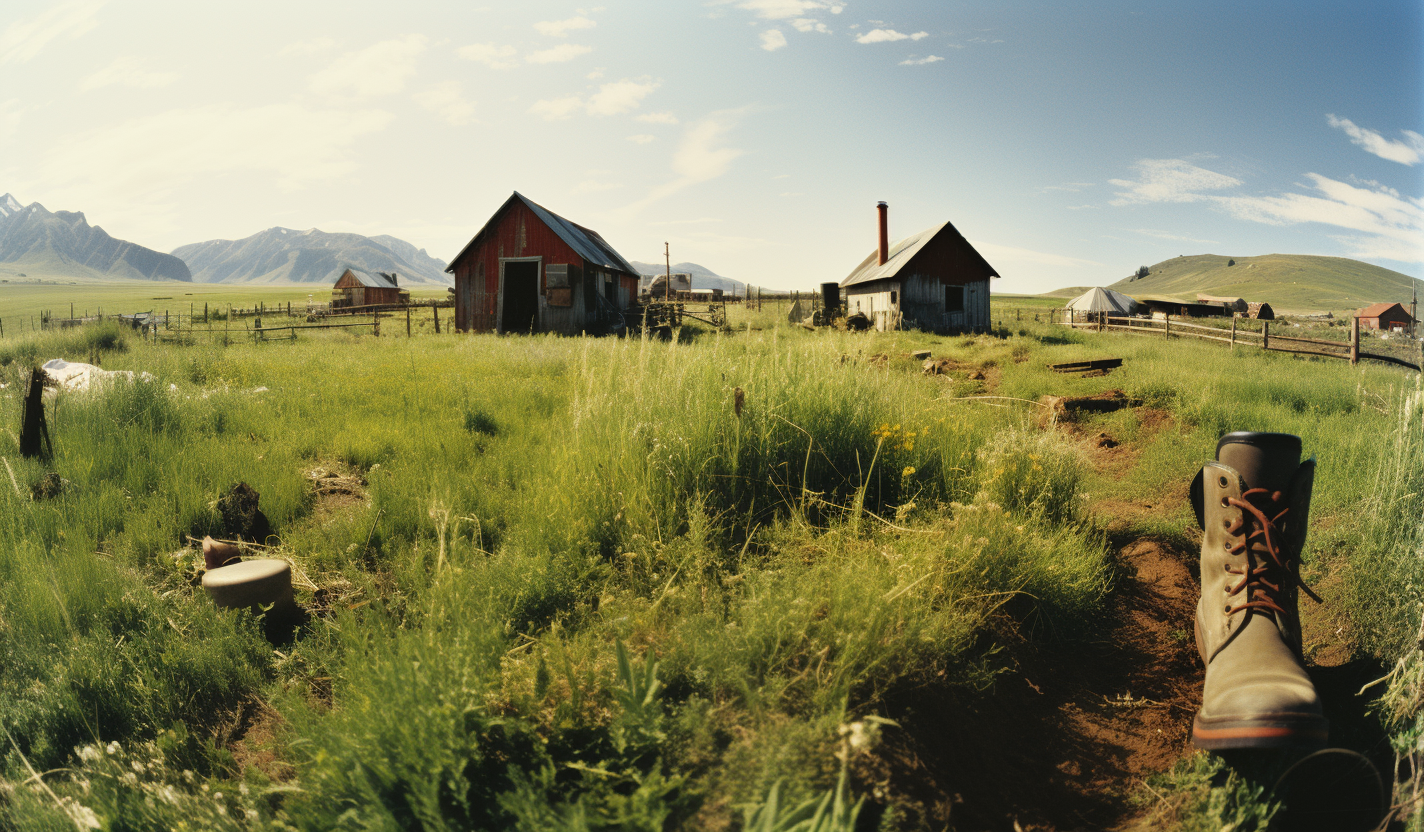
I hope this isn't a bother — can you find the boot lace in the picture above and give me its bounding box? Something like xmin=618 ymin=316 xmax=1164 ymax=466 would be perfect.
xmin=1224 ymin=487 xmax=1321 ymax=617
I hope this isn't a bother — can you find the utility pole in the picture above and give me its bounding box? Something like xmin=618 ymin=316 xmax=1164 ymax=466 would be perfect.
xmin=1411 ymin=280 xmax=1418 ymax=338
xmin=664 ymin=242 xmax=671 ymax=302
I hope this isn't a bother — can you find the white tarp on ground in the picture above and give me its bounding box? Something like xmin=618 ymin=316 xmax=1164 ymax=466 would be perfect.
xmin=42 ymin=359 xmax=153 ymax=392
xmin=1065 ymin=287 xmax=1140 ymax=314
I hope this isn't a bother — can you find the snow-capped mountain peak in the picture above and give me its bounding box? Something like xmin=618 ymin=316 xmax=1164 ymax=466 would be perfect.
xmin=0 ymin=193 xmax=23 ymax=218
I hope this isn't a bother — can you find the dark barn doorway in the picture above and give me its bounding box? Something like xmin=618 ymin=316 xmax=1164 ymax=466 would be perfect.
xmin=500 ymin=260 xmax=539 ymax=333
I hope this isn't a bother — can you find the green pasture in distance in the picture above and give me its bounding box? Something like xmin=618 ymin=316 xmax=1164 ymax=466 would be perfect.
xmin=0 ymin=276 xmax=451 ymax=334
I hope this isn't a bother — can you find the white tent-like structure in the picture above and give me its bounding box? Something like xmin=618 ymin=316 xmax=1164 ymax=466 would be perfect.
xmin=1065 ymin=287 xmax=1139 ymax=315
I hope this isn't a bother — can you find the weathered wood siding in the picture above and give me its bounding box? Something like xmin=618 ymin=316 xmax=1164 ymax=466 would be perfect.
xmin=846 ymin=275 xmax=990 ymax=332
xmin=450 ymin=201 xmax=637 ymax=334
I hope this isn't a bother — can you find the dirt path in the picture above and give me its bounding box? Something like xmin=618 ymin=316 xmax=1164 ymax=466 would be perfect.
xmin=877 ymin=413 xmax=1206 ymax=831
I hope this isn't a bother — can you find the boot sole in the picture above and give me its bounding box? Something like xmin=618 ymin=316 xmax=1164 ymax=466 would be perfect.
xmin=1191 ymin=617 xmax=1329 ymax=750
xmin=1192 ymin=714 xmax=1329 ymax=750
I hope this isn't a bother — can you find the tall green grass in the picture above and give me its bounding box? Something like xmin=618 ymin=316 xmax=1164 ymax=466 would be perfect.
xmin=0 ymin=312 xmax=1413 ymax=830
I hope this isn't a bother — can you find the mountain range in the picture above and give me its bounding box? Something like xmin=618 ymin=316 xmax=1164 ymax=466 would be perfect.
xmin=0 ymin=193 xmax=192 ymax=281
xmin=173 ymin=227 xmax=451 ymax=285
xmin=629 ymin=261 xmax=747 ymax=294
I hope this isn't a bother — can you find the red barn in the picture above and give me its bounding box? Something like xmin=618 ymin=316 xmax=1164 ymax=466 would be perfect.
xmin=332 ymin=268 xmax=409 ymax=308
xmin=446 ymin=192 xmax=640 ymax=334
xmin=1355 ymin=302 xmax=1415 ymax=332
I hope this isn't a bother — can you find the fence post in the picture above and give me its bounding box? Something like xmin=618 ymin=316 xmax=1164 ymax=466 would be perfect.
xmin=1350 ymin=315 xmax=1359 ymax=365
xmin=1231 ymin=316 xmax=1236 ymax=350
xmin=433 ymin=305 xmax=441 ymax=334
xmin=1165 ymin=314 xmax=1170 ymax=337
xmin=407 ymin=307 xmax=411 ymax=337
xmin=373 ymin=310 xmax=379 ymax=337
xmin=1262 ymin=320 xmax=1269 ymax=350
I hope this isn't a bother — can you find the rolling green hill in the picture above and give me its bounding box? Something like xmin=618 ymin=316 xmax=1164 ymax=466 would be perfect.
xmin=1104 ymin=254 xmax=1421 ymax=313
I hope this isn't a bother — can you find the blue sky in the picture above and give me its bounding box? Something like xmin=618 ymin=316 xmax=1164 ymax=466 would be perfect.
xmin=1 ymin=0 xmax=1420 ymax=293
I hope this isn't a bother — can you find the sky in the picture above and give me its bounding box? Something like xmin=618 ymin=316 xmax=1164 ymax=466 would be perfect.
xmin=1 ymin=0 xmax=1421 ymax=294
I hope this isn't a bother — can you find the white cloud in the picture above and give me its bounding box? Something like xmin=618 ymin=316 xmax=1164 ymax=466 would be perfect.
xmin=1109 ymin=158 xmax=1242 ymax=205
xmin=415 ymin=81 xmax=475 ymax=125
xmin=636 ymin=111 xmax=679 ymax=124
xmin=527 ymin=76 xmax=658 ymax=119
xmin=458 ymin=42 xmax=518 ymax=70
xmin=1134 ymin=229 xmax=1219 ymax=244
xmin=535 ymin=15 xmax=596 ymax=37
xmin=1327 ymin=114 xmax=1424 ymax=166
xmin=899 ymin=55 xmax=943 ymax=65
xmin=280 ymin=38 xmax=335 ymax=56
xmin=1111 ymin=157 xmax=1424 ymax=265
xmin=0 ymin=0 xmax=104 ymax=65
xmin=672 ymin=115 xmax=745 ymax=183
xmin=790 ymin=18 xmax=830 ymax=33
xmin=586 ymin=77 xmax=659 ymax=115
xmin=972 ymin=241 xmax=1103 ymax=269
xmin=586 ymin=67 xmax=605 ymax=79
xmin=620 ymin=109 xmax=747 ymax=215
xmin=759 ymin=29 xmax=788 ymax=51
xmin=80 ymin=57 xmax=178 ymax=91
xmin=736 ymin=0 xmax=844 ymax=19
xmin=308 ymin=34 xmax=427 ymax=98
xmin=1215 ymin=174 xmax=1424 ymax=263
xmin=14 ymin=103 xmax=392 ymax=238
xmin=627 ymin=134 xmax=656 ymax=144
xmin=1043 ymin=182 xmax=1094 ymax=193
xmin=856 ymin=29 xmax=928 ymax=43
xmin=528 ymin=96 xmax=585 ymax=120
xmin=527 ymin=43 xmax=592 ymax=64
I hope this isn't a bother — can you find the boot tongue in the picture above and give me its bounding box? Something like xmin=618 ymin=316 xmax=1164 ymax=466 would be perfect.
xmin=1216 ymin=431 xmax=1301 ymax=494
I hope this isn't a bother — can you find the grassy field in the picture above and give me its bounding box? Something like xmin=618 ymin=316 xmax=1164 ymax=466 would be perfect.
xmin=0 ymin=278 xmax=451 ymax=335
xmin=1106 ymin=253 xmax=1423 ymax=314
xmin=0 ymin=297 xmax=1420 ymax=830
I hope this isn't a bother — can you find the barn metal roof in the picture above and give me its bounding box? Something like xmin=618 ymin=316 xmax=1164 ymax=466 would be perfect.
xmin=446 ymin=192 xmax=639 ymax=276
xmin=342 ymin=269 xmax=402 ymax=289
xmin=840 ymin=220 xmax=999 ymax=288
xmin=1355 ymin=301 xmax=1412 ymax=320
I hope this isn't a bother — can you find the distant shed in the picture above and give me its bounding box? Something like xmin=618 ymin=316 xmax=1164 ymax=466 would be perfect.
xmin=332 ymin=268 xmax=409 ymax=308
xmin=1246 ymin=302 xmax=1274 ymax=320
xmin=840 ymin=201 xmax=998 ymax=332
xmin=447 ymin=192 xmax=638 ymax=334
xmin=1354 ymin=302 xmax=1414 ymax=332
xmin=1197 ymin=294 xmax=1248 ymax=315
xmin=1138 ymin=296 xmax=1233 ymax=319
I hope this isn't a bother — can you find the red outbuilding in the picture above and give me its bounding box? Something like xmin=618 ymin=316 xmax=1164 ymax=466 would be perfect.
xmin=446 ymin=192 xmax=640 ymax=334
xmin=1354 ymin=302 xmax=1415 ymax=332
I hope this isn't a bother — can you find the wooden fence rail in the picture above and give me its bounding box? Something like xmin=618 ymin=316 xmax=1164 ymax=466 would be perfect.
xmin=1055 ymin=309 xmax=1420 ymax=372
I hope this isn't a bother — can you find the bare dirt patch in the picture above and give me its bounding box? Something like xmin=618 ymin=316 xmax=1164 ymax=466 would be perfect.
xmin=306 ymin=464 xmax=368 ymax=520
xmin=876 ymin=534 xmax=1202 ymax=831
xmin=223 ymin=698 xmax=296 ymax=782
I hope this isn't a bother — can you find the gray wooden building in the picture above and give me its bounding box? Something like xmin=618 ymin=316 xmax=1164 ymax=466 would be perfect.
xmin=840 ymin=202 xmax=999 ymax=332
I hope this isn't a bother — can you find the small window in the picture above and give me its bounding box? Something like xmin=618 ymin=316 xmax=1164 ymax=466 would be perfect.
xmin=890 ymin=290 xmax=898 ymax=305
xmin=945 ymin=285 xmax=964 ymax=313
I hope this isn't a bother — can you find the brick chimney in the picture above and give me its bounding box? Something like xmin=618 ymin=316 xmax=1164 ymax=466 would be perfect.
xmin=877 ymin=201 xmax=888 ymax=266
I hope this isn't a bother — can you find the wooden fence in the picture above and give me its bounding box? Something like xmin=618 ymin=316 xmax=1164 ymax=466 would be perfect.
xmin=1055 ymin=310 xmax=1421 ymax=372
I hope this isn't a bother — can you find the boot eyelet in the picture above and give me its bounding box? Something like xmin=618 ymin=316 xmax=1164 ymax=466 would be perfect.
xmin=1224 ymin=605 xmax=1232 ymax=613
xmin=1223 ymin=541 xmax=1232 ymax=552
xmin=1218 ymin=476 xmax=1229 ymax=488
xmin=1222 ymin=519 xmax=1231 ymax=529
xmin=1220 ymin=497 xmax=1229 ymax=508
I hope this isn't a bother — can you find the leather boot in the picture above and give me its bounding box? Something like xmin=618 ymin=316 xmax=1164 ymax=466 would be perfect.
xmin=1188 ymin=431 xmax=1328 ymax=749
